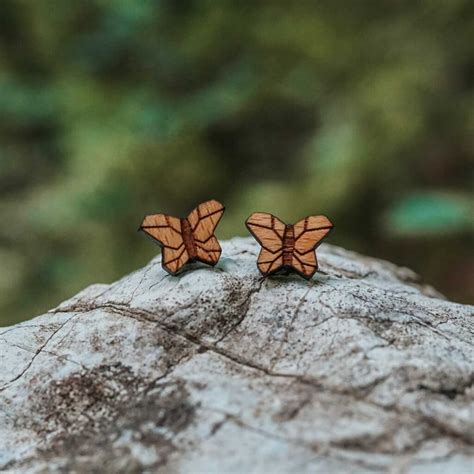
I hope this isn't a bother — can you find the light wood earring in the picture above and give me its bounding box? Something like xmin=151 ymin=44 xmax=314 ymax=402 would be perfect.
xmin=246 ymin=212 xmax=333 ymax=279
xmin=140 ymin=200 xmax=225 ymax=275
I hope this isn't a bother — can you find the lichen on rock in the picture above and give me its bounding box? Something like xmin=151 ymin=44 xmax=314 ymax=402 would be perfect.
xmin=1 ymin=237 xmax=473 ymax=473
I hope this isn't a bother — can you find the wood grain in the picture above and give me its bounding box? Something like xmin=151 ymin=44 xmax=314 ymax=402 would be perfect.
xmin=140 ymin=199 xmax=225 ymax=275
xmin=246 ymin=212 xmax=333 ymax=279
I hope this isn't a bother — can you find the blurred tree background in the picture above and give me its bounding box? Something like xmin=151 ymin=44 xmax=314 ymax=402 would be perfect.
xmin=0 ymin=0 xmax=473 ymax=326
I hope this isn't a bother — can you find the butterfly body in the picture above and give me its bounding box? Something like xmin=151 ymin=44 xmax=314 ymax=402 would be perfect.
xmin=246 ymin=213 xmax=333 ymax=279
xmin=282 ymin=224 xmax=296 ymax=266
xmin=180 ymin=217 xmax=198 ymax=261
xmin=140 ymin=200 xmax=225 ymax=275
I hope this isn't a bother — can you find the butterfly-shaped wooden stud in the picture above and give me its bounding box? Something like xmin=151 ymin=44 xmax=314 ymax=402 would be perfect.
xmin=140 ymin=200 xmax=225 ymax=275
xmin=245 ymin=213 xmax=334 ymax=279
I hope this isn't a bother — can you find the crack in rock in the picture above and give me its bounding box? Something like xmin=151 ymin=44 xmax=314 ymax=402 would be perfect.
xmin=0 ymin=314 xmax=77 ymax=391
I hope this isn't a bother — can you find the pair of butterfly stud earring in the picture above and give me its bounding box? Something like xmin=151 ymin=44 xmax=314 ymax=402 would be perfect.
xmin=140 ymin=199 xmax=334 ymax=280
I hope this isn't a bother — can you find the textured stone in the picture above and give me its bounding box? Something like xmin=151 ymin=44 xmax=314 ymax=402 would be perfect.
xmin=0 ymin=237 xmax=473 ymax=473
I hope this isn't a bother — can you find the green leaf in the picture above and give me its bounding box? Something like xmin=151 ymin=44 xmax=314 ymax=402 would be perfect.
xmin=384 ymin=192 xmax=473 ymax=236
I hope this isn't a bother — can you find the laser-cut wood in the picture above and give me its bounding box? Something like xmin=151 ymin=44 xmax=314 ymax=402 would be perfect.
xmin=246 ymin=212 xmax=333 ymax=279
xmin=140 ymin=200 xmax=225 ymax=275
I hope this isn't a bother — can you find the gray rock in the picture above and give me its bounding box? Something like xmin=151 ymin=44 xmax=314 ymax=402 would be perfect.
xmin=1 ymin=237 xmax=473 ymax=473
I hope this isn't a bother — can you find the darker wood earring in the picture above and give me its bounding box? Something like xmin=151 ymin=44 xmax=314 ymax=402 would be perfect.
xmin=140 ymin=200 xmax=225 ymax=275
xmin=245 ymin=212 xmax=334 ymax=279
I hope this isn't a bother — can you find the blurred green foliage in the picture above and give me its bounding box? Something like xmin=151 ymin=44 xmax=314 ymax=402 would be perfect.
xmin=1 ymin=0 xmax=473 ymax=325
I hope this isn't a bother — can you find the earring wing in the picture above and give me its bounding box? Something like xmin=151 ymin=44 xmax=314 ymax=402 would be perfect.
xmin=140 ymin=214 xmax=190 ymax=274
xmin=246 ymin=212 xmax=286 ymax=276
xmin=187 ymin=199 xmax=225 ymax=266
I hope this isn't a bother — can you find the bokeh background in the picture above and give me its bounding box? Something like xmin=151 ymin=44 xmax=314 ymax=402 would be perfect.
xmin=1 ymin=0 xmax=473 ymax=326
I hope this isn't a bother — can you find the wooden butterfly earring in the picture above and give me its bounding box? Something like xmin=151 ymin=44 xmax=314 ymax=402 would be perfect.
xmin=245 ymin=212 xmax=334 ymax=279
xmin=140 ymin=200 xmax=225 ymax=275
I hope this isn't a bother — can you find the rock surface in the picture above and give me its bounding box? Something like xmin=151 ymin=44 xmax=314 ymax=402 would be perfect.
xmin=0 ymin=237 xmax=473 ymax=473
